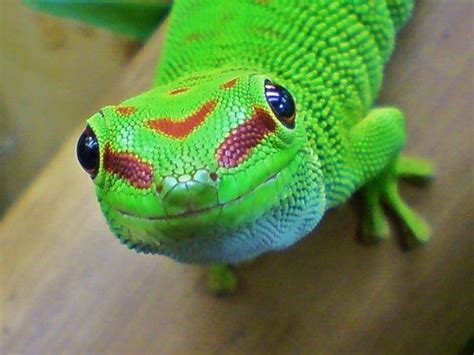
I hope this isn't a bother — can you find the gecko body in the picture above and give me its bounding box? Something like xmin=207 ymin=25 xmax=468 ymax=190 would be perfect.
xmin=33 ymin=0 xmax=434 ymax=293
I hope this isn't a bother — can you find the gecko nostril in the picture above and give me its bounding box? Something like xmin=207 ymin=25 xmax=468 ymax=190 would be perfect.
xmin=209 ymin=172 xmax=218 ymax=181
xmin=157 ymin=176 xmax=179 ymax=197
xmin=156 ymin=184 xmax=163 ymax=194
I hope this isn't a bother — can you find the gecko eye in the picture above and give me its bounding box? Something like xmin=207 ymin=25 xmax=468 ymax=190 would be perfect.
xmin=264 ymin=79 xmax=296 ymax=129
xmin=77 ymin=125 xmax=99 ymax=178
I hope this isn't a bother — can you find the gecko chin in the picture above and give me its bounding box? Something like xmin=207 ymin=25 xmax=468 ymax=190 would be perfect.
xmin=98 ymin=168 xmax=284 ymax=264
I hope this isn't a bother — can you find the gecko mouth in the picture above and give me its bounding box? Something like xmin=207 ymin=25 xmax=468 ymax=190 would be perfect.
xmin=116 ymin=199 xmax=221 ymax=221
xmin=114 ymin=171 xmax=281 ymax=222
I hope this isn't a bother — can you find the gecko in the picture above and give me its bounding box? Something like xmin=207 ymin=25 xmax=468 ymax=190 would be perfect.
xmin=27 ymin=0 xmax=434 ymax=294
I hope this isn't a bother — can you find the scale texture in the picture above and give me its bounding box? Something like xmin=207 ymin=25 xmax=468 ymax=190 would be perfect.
xmin=74 ymin=0 xmax=431 ymax=267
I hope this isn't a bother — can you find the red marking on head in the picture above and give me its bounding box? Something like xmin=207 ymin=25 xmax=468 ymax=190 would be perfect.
xmin=216 ymin=108 xmax=276 ymax=168
xmin=147 ymin=100 xmax=217 ymax=139
xmin=220 ymin=78 xmax=238 ymax=90
xmin=169 ymin=87 xmax=190 ymax=96
xmin=116 ymin=106 xmax=137 ymax=116
xmin=104 ymin=144 xmax=153 ymax=189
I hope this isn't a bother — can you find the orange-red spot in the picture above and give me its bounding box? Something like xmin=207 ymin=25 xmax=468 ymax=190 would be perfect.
xmin=216 ymin=107 xmax=276 ymax=168
xmin=169 ymin=87 xmax=190 ymax=96
xmin=116 ymin=106 xmax=137 ymax=116
xmin=103 ymin=144 xmax=153 ymax=189
xmin=147 ymin=100 xmax=217 ymax=139
xmin=220 ymin=78 xmax=238 ymax=90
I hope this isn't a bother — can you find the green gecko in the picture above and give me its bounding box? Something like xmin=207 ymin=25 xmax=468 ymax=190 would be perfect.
xmin=29 ymin=0 xmax=434 ymax=294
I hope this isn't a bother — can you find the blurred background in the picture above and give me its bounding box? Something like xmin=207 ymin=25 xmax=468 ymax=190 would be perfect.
xmin=0 ymin=0 xmax=141 ymax=214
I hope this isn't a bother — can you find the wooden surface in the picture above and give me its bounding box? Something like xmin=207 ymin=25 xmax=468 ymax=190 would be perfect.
xmin=0 ymin=0 xmax=139 ymax=213
xmin=1 ymin=2 xmax=473 ymax=354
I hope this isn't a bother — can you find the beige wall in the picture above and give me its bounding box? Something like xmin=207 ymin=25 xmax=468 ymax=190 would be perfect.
xmin=0 ymin=0 xmax=140 ymax=214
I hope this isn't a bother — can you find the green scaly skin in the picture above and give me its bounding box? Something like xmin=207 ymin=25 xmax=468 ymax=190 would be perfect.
xmin=57 ymin=0 xmax=434 ymax=294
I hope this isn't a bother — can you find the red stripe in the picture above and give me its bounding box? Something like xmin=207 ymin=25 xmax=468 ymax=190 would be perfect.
xmin=104 ymin=144 xmax=153 ymax=189
xmin=147 ymin=100 xmax=217 ymax=139
xmin=216 ymin=107 xmax=276 ymax=168
xmin=220 ymin=78 xmax=238 ymax=89
xmin=116 ymin=106 xmax=137 ymax=116
xmin=169 ymin=87 xmax=190 ymax=96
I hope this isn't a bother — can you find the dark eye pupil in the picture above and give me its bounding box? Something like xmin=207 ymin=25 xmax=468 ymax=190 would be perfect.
xmin=77 ymin=125 xmax=99 ymax=178
xmin=264 ymin=80 xmax=296 ymax=128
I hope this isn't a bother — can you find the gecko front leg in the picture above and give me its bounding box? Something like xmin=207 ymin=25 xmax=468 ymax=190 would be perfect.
xmin=207 ymin=264 xmax=238 ymax=295
xmin=349 ymin=107 xmax=434 ymax=247
xmin=362 ymin=156 xmax=434 ymax=247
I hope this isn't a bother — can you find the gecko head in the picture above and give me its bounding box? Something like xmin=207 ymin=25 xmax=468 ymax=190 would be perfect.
xmin=76 ymin=69 xmax=324 ymax=263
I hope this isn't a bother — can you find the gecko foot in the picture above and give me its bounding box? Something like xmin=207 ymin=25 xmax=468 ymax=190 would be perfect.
xmin=207 ymin=264 xmax=238 ymax=295
xmin=362 ymin=156 xmax=434 ymax=248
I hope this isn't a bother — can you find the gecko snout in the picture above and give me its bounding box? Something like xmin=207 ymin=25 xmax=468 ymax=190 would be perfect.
xmin=156 ymin=171 xmax=219 ymax=217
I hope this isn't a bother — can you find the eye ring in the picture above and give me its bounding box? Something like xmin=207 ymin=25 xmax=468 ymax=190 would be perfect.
xmin=264 ymin=79 xmax=296 ymax=129
xmin=77 ymin=125 xmax=100 ymax=178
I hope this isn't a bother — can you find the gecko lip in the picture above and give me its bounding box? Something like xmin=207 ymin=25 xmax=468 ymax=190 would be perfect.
xmin=117 ymin=200 xmax=220 ymax=221
xmin=114 ymin=171 xmax=281 ymax=222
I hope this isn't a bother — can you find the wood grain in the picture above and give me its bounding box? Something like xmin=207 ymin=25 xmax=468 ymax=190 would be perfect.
xmin=1 ymin=2 xmax=473 ymax=354
xmin=0 ymin=1 xmax=140 ymax=213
